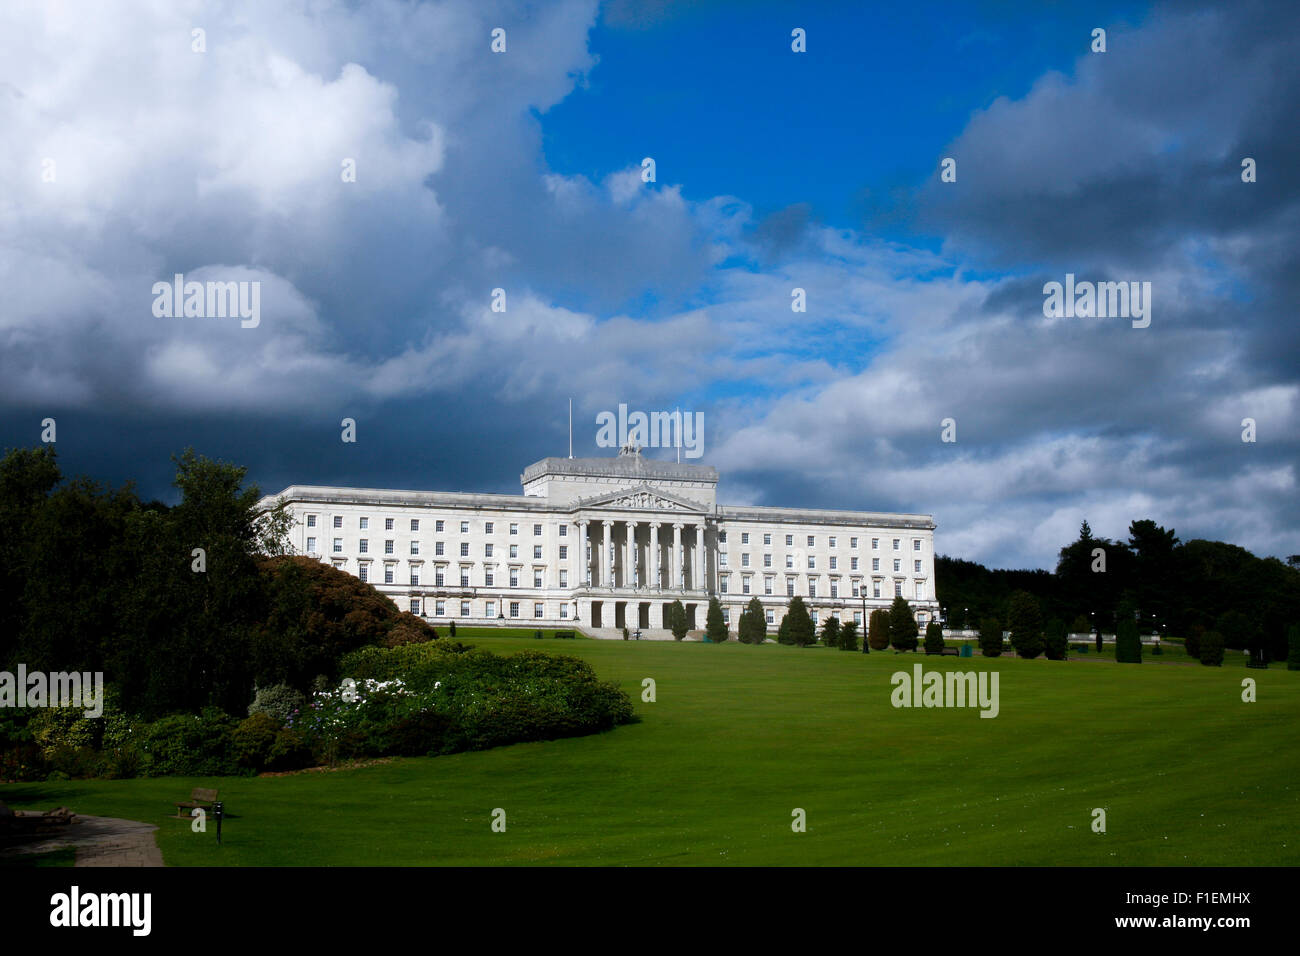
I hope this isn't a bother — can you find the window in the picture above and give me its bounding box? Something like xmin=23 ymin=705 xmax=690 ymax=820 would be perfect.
xmin=385 ymin=567 xmax=394 ymax=584
xmin=385 ymin=518 xmax=393 ymax=530
xmin=808 ymin=580 xmax=817 ymax=598
xmin=851 ymin=557 xmax=858 ymax=570
xmin=460 ymin=521 xmax=469 ymax=534
xmin=461 ymin=601 xmax=471 ymax=617
xmin=333 ymin=515 xmax=342 ymax=528
xmin=436 ymin=520 xmax=444 ymax=532
xmin=852 ymin=582 xmax=859 ymax=597
xmin=534 ymin=571 xmax=543 ymax=588
xmin=829 ymin=536 xmax=836 ymax=548
xmin=534 ymin=603 xmax=544 ymax=619
xmin=786 ymin=535 xmax=793 ymax=546
xmin=435 ymin=600 xmax=445 ymax=616
xmin=810 ymin=610 xmax=819 ymax=625
xmin=763 ymin=533 xmax=771 ymax=546
xmin=895 ymin=581 xmax=903 ymax=597
xmin=485 ymin=571 xmax=494 ymax=586
xmin=410 ymin=570 xmax=419 ymax=586
xmin=893 ymin=538 xmax=901 ymax=550
xmin=534 ymin=524 xmax=543 ymax=536
xmin=359 ymin=539 xmax=368 ymax=554
xmin=914 ymin=539 xmax=921 ymax=551
xmin=786 ymin=579 xmax=795 ymax=597
xmin=485 ymin=522 xmax=494 ymax=534
xmin=484 ymin=543 xmax=494 ymax=557
xmin=765 ymin=609 xmax=775 ymax=625
xmin=807 ymin=535 xmax=815 ymax=547
xmin=807 ymin=556 xmax=816 ymax=569
xmin=829 ymin=557 xmax=837 ymax=570
xmin=871 ymin=537 xmax=878 ymax=549
xmin=533 ymin=546 xmax=542 ymax=559
xmin=486 ymin=601 xmax=496 ymax=617
xmin=510 ymin=544 xmax=518 ymax=558
xmin=333 ymin=561 xmax=345 ymax=569
xmin=720 ymin=578 xmax=729 ymax=594
xmin=873 ymin=557 xmax=880 ymax=571
xmin=719 ymin=532 xmax=727 ymax=544
xmin=854 ymin=611 xmax=862 ymax=625
xmin=510 ymin=570 xmax=519 ymax=588
xmin=411 ymin=520 xmax=419 ymax=532
xmin=741 ymin=554 xmax=750 ymax=568
xmin=435 ymin=570 xmax=445 ymax=586
xmin=850 ymin=536 xmax=857 ymax=548
xmin=411 ymin=541 xmax=420 ymax=555
xmin=742 ymin=577 xmax=751 ymax=594
xmin=307 ymin=514 xmax=317 ymax=528
xmin=830 ymin=582 xmax=838 ymax=598
xmin=559 ymin=570 xmax=568 ymax=587
xmin=459 ymin=542 xmax=469 ymax=557
xmin=306 ymin=536 xmax=316 ymax=552
xmin=359 ymin=517 xmax=368 ymax=530
xmin=333 ymin=538 xmax=342 ymax=553
xmin=560 ymin=604 xmax=569 ymax=619
xmin=722 ymin=608 xmax=730 ymax=624
xmin=915 ymin=560 xmax=922 ymax=573
xmin=559 ymin=525 xmax=567 ymax=537
xmin=720 ymin=554 xmax=728 ymax=568
xmin=510 ymin=523 xmax=518 ymax=535
xmin=785 ymin=554 xmax=793 ymax=569
xmin=359 ymin=564 xmax=369 ymax=582
xmin=764 ymin=578 xmax=773 ymax=595
xmin=385 ymin=540 xmax=394 ymax=554
xmin=915 ymin=581 xmax=925 ymax=600
xmin=873 ymin=582 xmax=881 ymax=598
xmin=435 ymin=541 xmax=445 ymax=556
xmin=410 ymin=599 xmax=420 ymax=615
xmin=559 ymin=545 xmax=568 ymax=560
xmin=741 ymin=532 xmax=749 ymax=544
xmin=893 ymin=559 xmax=900 ymax=572
xmin=763 ymin=554 xmax=772 ymax=568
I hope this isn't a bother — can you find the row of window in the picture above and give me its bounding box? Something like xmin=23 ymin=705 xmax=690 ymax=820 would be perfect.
xmin=309 ymin=538 xmax=563 ymax=560
xmin=308 ymin=514 xmax=559 ymax=537
xmin=410 ymin=598 xmax=564 ymax=620
xmin=349 ymin=563 xmax=569 ymax=589
xmin=723 ymin=553 xmax=924 ymax=572
xmin=718 ymin=607 xmax=930 ymax=627
xmin=721 ymin=532 xmax=922 ymax=551
xmin=720 ymin=577 xmax=925 ymax=600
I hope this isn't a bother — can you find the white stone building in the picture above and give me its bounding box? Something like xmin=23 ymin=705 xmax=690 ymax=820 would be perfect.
xmin=259 ymin=449 xmax=939 ymax=635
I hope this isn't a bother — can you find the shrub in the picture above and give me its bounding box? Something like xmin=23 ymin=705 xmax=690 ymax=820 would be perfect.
xmin=743 ymin=597 xmax=767 ymax=644
xmin=667 ymin=600 xmax=688 ymax=640
xmin=1199 ymin=631 xmax=1225 ymax=667
xmin=232 ymin=712 xmax=280 ymax=770
xmin=449 ymin=621 xmax=456 ymax=637
xmin=1012 ymin=628 xmax=1045 ymax=659
xmin=138 ymin=708 xmax=240 ymax=776
xmin=1044 ymin=619 xmax=1068 ymax=661
xmin=868 ymin=609 xmax=890 ymax=651
xmin=978 ymin=618 xmax=1003 ymax=657
xmin=888 ymin=597 xmax=917 ymax=651
xmin=783 ymin=596 xmax=815 ymax=647
xmin=1288 ymin=625 xmax=1300 ymax=672
xmin=622 ymin=627 xmax=629 ymax=641
xmin=1184 ymin=625 xmax=1204 ymax=660
xmin=924 ymin=621 xmax=944 ymax=654
xmin=821 ymin=616 xmax=841 ymax=649
xmin=839 ymin=621 xmax=859 ymax=652
xmin=248 ymin=683 xmax=307 ymax=725
xmin=542 ymin=629 xmax=550 ymax=640
xmin=705 ymin=598 xmax=727 ymax=643
xmin=1115 ymin=620 xmax=1143 ymax=664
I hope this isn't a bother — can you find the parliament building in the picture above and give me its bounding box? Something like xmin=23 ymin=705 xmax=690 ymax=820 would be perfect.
xmin=261 ymin=449 xmax=938 ymax=636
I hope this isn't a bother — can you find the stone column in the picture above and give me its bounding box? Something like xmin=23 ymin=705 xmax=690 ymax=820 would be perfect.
xmin=673 ymin=523 xmax=683 ymax=590
xmin=650 ymin=522 xmax=661 ymax=590
xmin=601 ymin=520 xmax=612 ymax=588
xmin=579 ymin=520 xmax=591 ymax=586
xmin=702 ymin=522 xmax=709 ymax=594
xmin=628 ymin=519 xmax=639 ymax=588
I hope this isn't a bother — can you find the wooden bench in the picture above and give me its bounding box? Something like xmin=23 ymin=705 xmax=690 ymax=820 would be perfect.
xmin=554 ymin=630 xmax=576 ymax=639
xmin=924 ymin=646 xmax=960 ymax=656
xmin=175 ymin=788 xmax=218 ymax=819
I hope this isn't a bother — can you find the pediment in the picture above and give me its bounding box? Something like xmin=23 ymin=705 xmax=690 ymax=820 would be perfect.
xmin=572 ymin=483 xmax=708 ymax=514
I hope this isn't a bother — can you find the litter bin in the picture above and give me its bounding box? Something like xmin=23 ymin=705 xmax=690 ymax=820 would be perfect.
xmin=959 ymin=644 xmax=973 ymax=658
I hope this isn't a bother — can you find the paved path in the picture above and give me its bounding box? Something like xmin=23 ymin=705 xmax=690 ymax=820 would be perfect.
xmin=2 ymin=815 xmax=163 ymax=867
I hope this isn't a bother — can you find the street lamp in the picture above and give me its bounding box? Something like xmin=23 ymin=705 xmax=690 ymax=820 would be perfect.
xmin=861 ymin=589 xmax=869 ymax=654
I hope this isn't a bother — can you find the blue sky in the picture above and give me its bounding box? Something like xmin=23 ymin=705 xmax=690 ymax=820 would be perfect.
xmin=0 ymin=0 xmax=1296 ymax=570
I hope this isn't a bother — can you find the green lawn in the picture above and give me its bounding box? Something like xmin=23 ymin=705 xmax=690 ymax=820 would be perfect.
xmin=2 ymin=639 xmax=1297 ymax=866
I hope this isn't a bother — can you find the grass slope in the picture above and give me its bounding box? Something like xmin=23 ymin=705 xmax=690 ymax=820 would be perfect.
xmin=2 ymin=639 xmax=1296 ymax=866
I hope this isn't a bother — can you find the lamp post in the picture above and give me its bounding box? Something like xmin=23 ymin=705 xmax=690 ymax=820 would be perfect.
xmin=861 ymin=589 xmax=869 ymax=654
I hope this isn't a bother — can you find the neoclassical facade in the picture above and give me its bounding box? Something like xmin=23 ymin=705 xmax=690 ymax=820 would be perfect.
xmin=261 ymin=449 xmax=939 ymax=634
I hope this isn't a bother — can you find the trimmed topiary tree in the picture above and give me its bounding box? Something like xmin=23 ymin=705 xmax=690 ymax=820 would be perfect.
xmin=1184 ymin=624 xmax=1203 ymax=660
xmin=1115 ymin=619 xmax=1142 ymax=663
xmin=924 ymin=620 xmax=944 ymax=654
xmin=1288 ymin=625 xmax=1300 ymax=671
xmin=821 ymin=616 xmax=841 ymax=649
xmin=868 ymin=609 xmax=890 ymax=651
xmin=745 ymin=597 xmax=767 ymax=645
xmin=784 ymin=596 xmax=816 ymax=647
xmin=839 ymin=621 xmax=859 ymax=652
xmin=888 ymin=596 xmax=917 ymax=652
xmin=668 ymin=600 xmax=688 ymax=641
xmin=1044 ymin=619 xmax=1068 ymax=660
xmin=705 ymin=598 xmax=727 ymax=644
xmin=1006 ymin=591 xmax=1044 ymax=659
xmin=978 ymin=617 xmax=1003 ymax=657
xmin=1199 ymin=630 xmax=1225 ymax=667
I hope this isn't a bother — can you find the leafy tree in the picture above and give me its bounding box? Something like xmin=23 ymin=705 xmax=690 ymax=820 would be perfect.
xmin=705 ymin=598 xmax=727 ymax=643
xmin=867 ymin=609 xmax=890 ymax=651
xmin=924 ymin=620 xmax=944 ymax=654
xmin=839 ymin=621 xmax=859 ymax=652
xmin=1069 ymin=614 xmax=1090 ymax=636
xmin=1006 ymin=590 xmax=1044 ymax=659
xmin=978 ymin=617 xmax=1003 ymax=657
xmin=888 ymin=596 xmax=917 ymax=651
xmin=820 ymin=616 xmax=841 ymax=649
xmin=1044 ymin=619 xmax=1068 ymax=660
xmin=1215 ymin=610 xmax=1257 ymax=653
xmin=1199 ymin=630 xmax=1225 ymax=667
xmin=667 ymin=600 xmax=688 ymax=641
xmin=783 ymin=596 xmax=815 ymax=647
xmin=1115 ymin=619 xmax=1142 ymax=663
